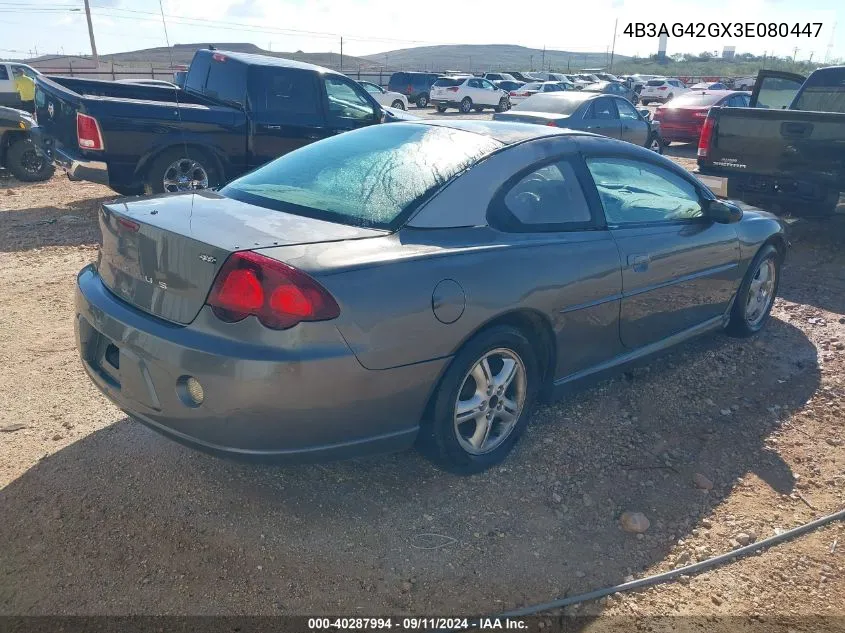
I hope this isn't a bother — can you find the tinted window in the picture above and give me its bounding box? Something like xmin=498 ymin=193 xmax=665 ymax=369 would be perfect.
xmin=793 ymin=69 xmax=845 ymax=113
xmin=616 ymin=99 xmax=640 ymax=119
xmin=221 ymin=124 xmax=501 ymax=230
xmin=755 ymin=76 xmax=803 ymax=110
xmin=586 ymin=157 xmax=703 ymax=225
xmin=588 ymin=98 xmax=618 ymax=119
xmin=361 ymin=82 xmax=382 ymax=95
xmin=205 ymin=57 xmax=247 ymax=106
xmin=324 ymin=76 xmax=375 ymax=122
xmin=513 ymin=94 xmax=586 ymax=114
xmin=184 ymin=52 xmax=211 ymax=93
xmin=495 ymin=160 xmax=592 ymax=230
xmin=646 ymin=80 xmax=665 ymax=87
xmin=542 ymin=84 xmax=560 ymax=92
xmin=0 ymin=65 xmax=8 ymax=81
xmin=467 ymin=79 xmax=482 ymax=88
xmin=433 ymin=78 xmax=462 ymax=87
xmin=248 ymin=67 xmax=319 ymax=116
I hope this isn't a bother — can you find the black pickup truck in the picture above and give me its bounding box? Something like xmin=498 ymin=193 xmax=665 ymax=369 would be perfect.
xmin=34 ymin=49 xmax=413 ymax=196
xmin=697 ymin=66 xmax=845 ymax=216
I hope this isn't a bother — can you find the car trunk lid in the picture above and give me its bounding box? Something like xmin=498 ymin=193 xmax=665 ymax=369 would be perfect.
xmin=493 ymin=111 xmax=569 ymax=126
xmin=97 ymin=191 xmax=385 ymax=325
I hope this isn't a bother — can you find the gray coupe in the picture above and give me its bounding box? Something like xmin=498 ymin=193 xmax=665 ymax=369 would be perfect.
xmin=76 ymin=120 xmax=786 ymax=473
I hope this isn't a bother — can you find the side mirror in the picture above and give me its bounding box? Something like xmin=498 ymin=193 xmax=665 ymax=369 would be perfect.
xmin=707 ymin=199 xmax=743 ymax=224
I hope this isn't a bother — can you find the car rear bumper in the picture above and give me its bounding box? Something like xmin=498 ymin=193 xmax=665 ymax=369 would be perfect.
xmin=75 ymin=264 xmax=445 ymax=462
xmin=658 ymin=124 xmax=702 ymax=143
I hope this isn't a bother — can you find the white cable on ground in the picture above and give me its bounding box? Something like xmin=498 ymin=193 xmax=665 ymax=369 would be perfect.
xmin=496 ymin=506 xmax=845 ymax=619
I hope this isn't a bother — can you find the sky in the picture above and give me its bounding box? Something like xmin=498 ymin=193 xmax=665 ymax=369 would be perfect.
xmin=0 ymin=0 xmax=843 ymax=63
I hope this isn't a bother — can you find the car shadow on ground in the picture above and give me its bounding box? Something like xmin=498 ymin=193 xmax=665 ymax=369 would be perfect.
xmin=0 ymin=316 xmax=820 ymax=615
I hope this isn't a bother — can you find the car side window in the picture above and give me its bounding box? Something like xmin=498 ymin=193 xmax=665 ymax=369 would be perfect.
xmin=0 ymin=65 xmax=9 ymax=81
xmin=616 ymin=99 xmax=640 ymax=120
xmin=492 ymin=159 xmax=593 ymax=231
xmin=587 ymin=98 xmax=618 ymax=120
xmin=585 ymin=157 xmax=704 ymax=225
xmin=467 ymin=79 xmax=481 ymax=89
xmin=248 ymin=67 xmax=319 ymax=117
xmin=481 ymin=79 xmax=497 ymax=90
xmin=323 ymin=76 xmax=376 ymax=122
xmin=362 ymin=83 xmax=382 ymax=95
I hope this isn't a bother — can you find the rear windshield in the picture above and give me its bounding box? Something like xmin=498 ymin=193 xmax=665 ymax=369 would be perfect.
xmin=220 ymin=124 xmax=501 ymax=230
xmin=433 ymin=78 xmax=463 ymax=87
xmin=646 ymin=79 xmax=666 ymax=86
xmin=793 ymin=70 xmax=845 ymax=113
xmin=668 ymin=93 xmax=724 ymax=106
xmin=513 ymin=94 xmax=584 ymax=114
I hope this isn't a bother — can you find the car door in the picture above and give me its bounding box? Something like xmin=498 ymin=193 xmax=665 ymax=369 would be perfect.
xmin=583 ymin=98 xmax=622 ymax=139
xmin=0 ymin=64 xmax=17 ymax=107
xmin=583 ymin=154 xmax=741 ymax=349
xmin=479 ymin=78 xmax=500 ymax=105
xmin=749 ymin=70 xmax=806 ymax=109
xmin=247 ymin=66 xmax=332 ymax=169
xmin=486 ymin=156 xmax=625 ymax=377
xmin=615 ymin=98 xmax=649 ymax=146
xmin=465 ymin=78 xmax=485 ymax=104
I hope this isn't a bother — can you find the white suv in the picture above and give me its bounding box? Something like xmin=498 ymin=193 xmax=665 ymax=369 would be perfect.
xmin=639 ymin=78 xmax=688 ymax=104
xmin=430 ymin=76 xmax=510 ymax=113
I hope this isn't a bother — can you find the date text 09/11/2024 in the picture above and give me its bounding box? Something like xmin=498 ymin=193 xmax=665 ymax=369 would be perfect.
xmin=307 ymin=617 xmax=527 ymax=630
xmin=624 ymin=22 xmax=823 ymax=38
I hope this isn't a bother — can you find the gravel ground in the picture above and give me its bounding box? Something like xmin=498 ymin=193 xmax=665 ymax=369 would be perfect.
xmin=1 ymin=129 xmax=844 ymax=620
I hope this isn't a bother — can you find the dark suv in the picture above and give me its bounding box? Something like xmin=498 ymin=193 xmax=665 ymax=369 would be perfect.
xmin=387 ymin=72 xmax=439 ymax=107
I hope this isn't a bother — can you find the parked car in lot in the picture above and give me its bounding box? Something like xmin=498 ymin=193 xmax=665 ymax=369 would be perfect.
xmin=628 ymin=74 xmax=663 ymax=94
xmin=507 ymin=81 xmax=569 ymax=104
xmin=493 ymin=92 xmax=663 ymax=153
xmin=639 ymin=78 xmax=688 ymax=104
xmin=34 ymin=49 xmax=415 ymax=196
xmin=73 ymin=119 xmax=786 ymax=472
xmin=583 ymin=80 xmax=639 ymax=104
xmin=483 ymin=72 xmax=517 ymax=83
xmin=0 ymin=62 xmax=40 ymax=109
xmin=387 ymin=71 xmax=439 ymax=108
xmin=733 ymin=75 xmax=757 ymax=90
xmin=698 ymin=66 xmax=845 ymax=216
xmin=654 ymin=90 xmax=750 ymax=145
xmin=493 ymin=80 xmax=525 ymax=94
xmin=503 ymin=71 xmax=535 ymax=83
xmin=0 ymin=105 xmax=54 ymax=181
xmin=359 ymin=80 xmax=409 ymax=110
xmin=689 ymin=82 xmax=727 ymax=90
xmin=430 ymin=76 xmax=510 ymax=113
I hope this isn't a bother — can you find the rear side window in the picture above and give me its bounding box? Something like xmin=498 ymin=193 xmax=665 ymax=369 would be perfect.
xmin=184 ymin=52 xmax=211 ymax=93
xmin=434 ymin=78 xmax=462 ymax=87
xmin=793 ymin=70 xmax=845 ymax=113
xmin=204 ymin=56 xmax=247 ymax=106
xmin=587 ymin=98 xmax=618 ymax=119
xmin=0 ymin=65 xmax=8 ymax=81
xmin=490 ymin=159 xmax=593 ymax=231
xmin=248 ymin=67 xmax=319 ymax=116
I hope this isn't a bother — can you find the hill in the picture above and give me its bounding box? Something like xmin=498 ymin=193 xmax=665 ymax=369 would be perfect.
xmin=361 ymin=44 xmax=630 ymax=73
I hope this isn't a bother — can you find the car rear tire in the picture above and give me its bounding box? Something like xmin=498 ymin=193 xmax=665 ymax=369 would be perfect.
xmin=473 ymin=106 xmax=485 ymax=112
xmin=641 ymin=99 xmax=650 ymax=106
xmin=726 ymin=244 xmax=781 ymax=338
xmin=416 ymin=94 xmax=429 ymax=108
xmin=5 ymin=138 xmax=54 ymax=182
xmin=391 ymin=99 xmax=406 ymax=110
xmin=495 ymin=97 xmax=509 ymax=113
xmin=418 ymin=325 xmax=540 ymax=474
xmin=647 ymin=135 xmax=664 ymax=154
xmin=460 ymin=97 xmax=473 ymax=114
xmin=144 ymin=147 xmax=220 ymax=195
xmin=436 ymin=105 xmax=447 ymax=113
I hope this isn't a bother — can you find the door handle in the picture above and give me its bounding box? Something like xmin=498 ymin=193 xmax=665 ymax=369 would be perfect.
xmin=780 ymin=121 xmax=812 ymax=138
xmin=264 ymin=125 xmax=282 ymax=130
xmin=628 ymin=254 xmax=651 ymax=272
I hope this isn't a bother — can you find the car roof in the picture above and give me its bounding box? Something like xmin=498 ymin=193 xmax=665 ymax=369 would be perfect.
xmin=208 ymin=49 xmax=339 ymax=75
xmin=404 ymin=119 xmax=589 ymax=145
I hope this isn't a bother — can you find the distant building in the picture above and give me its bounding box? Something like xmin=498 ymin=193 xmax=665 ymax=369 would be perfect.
xmin=722 ymin=46 xmax=736 ymax=60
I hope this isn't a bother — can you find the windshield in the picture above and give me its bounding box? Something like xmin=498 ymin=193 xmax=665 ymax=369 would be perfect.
xmin=668 ymin=93 xmax=725 ymax=106
xmin=513 ymin=94 xmax=584 ymax=114
xmin=221 ymin=124 xmax=501 ymax=230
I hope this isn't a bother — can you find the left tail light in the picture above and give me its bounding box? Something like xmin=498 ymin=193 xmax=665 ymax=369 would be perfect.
xmin=77 ymin=112 xmax=104 ymax=150
xmin=447 ymin=87 xmax=459 ymax=92
xmin=206 ymin=251 xmax=340 ymax=330
xmin=698 ymin=114 xmax=716 ymax=159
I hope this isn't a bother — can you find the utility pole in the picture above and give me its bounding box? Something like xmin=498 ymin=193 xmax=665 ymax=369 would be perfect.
xmin=83 ymin=0 xmax=98 ymax=66
xmin=610 ymin=18 xmax=618 ymax=71
xmin=541 ymin=45 xmax=545 ymax=70
xmin=792 ymin=46 xmax=799 ymax=63
xmin=340 ymin=37 xmax=343 ymax=72
xmin=530 ymin=54 xmax=533 ymax=70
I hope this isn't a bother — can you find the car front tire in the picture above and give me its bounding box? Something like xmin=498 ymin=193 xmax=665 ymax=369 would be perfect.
xmin=418 ymin=325 xmax=540 ymax=474
xmin=495 ymin=97 xmax=509 ymax=112
xmin=391 ymin=99 xmax=406 ymax=110
xmin=726 ymin=244 xmax=781 ymax=338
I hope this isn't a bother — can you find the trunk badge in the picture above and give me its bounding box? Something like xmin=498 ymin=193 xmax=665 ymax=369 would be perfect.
xmin=47 ymin=103 xmax=54 ymax=118
xmin=198 ymin=254 xmax=217 ymax=264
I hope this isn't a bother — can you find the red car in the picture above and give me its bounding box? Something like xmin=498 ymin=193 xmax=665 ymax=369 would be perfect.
xmin=654 ymin=90 xmax=750 ymax=145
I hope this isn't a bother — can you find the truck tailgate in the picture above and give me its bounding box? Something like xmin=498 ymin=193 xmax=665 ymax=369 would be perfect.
xmin=704 ymin=107 xmax=845 ymax=186
xmin=34 ymin=75 xmax=83 ymax=150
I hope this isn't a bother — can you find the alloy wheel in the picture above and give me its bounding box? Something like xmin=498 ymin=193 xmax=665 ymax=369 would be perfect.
xmin=745 ymin=258 xmax=777 ymax=326
xmin=163 ymin=158 xmax=209 ymax=193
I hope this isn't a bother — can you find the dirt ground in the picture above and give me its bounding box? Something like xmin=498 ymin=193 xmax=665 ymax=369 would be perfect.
xmin=1 ymin=121 xmax=844 ymax=623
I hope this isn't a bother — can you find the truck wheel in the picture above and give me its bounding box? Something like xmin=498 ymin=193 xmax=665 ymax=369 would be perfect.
xmin=145 ymin=148 xmax=220 ymax=195
xmin=460 ymin=97 xmax=473 ymax=114
xmin=6 ymin=138 xmax=55 ymax=182
xmin=416 ymin=93 xmax=429 ymax=108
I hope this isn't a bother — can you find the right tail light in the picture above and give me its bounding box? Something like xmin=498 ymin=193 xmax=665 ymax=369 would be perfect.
xmin=698 ymin=114 xmax=716 ymax=159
